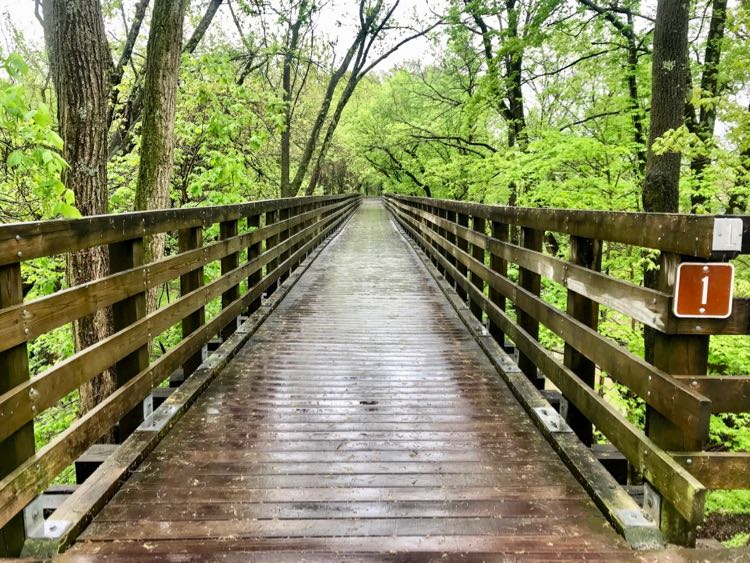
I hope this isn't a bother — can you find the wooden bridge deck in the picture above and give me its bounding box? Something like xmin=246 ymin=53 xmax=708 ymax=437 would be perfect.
xmin=63 ymin=200 xmax=632 ymax=560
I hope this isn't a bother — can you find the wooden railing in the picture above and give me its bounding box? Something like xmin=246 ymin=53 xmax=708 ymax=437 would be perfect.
xmin=385 ymin=194 xmax=750 ymax=545
xmin=0 ymin=194 xmax=360 ymax=553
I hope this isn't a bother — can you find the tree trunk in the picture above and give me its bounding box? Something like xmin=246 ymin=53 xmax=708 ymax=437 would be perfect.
xmin=505 ymin=0 xmax=527 ymax=150
xmin=280 ymin=4 xmax=306 ymax=198
xmin=43 ymin=0 xmax=115 ymax=416
xmin=642 ymin=1 xmax=695 ymax=545
xmin=689 ymin=0 xmax=727 ymax=212
xmin=626 ymin=13 xmax=647 ymax=175
xmin=108 ymin=0 xmax=220 ymax=158
xmin=133 ymin=0 xmax=188 ymax=310
xmin=642 ymin=0 xmax=690 ymax=214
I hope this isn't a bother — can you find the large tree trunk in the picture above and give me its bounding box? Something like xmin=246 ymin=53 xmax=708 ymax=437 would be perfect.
xmin=689 ymin=0 xmax=728 ymax=212
xmin=43 ymin=0 xmax=115 ymax=416
xmin=108 ymin=0 xmax=220 ymax=158
xmin=642 ymin=0 xmax=696 ymax=546
xmin=133 ymin=0 xmax=188 ymax=310
xmin=642 ymin=0 xmax=690 ymax=213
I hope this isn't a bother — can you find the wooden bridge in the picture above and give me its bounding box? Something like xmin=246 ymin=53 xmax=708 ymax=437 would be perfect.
xmin=0 ymin=195 xmax=748 ymax=560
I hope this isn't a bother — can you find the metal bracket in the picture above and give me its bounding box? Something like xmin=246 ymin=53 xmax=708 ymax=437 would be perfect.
xmin=137 ymin=404 xmax=178 ymax=432
xmin=643 ymin=481 xmax=662 ymax=523
xmin=615 ymin=508 xmax=656 ymax=528
xmin=712 ymin=217 xmax=743 ymax=251
xmin=143 ymin=394 xmax=154 ymax=419
xmin=533 ymin=406 xmax=573 ymax=433
xmin=43 ymin=519 xmax=71 ymax=539
xmin=23 ymin=491 xmax=73 ymax=539
xmin=559 ymin=396 xmax=569 ymax=420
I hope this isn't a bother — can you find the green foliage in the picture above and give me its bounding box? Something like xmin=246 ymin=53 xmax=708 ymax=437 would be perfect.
xmin=724 ymin=532 xmax=750 ymax=548
xmin=0 ymin=53 xmax=79 ymax=220
xmin=707 ymin=490 xmax=750 ymax=515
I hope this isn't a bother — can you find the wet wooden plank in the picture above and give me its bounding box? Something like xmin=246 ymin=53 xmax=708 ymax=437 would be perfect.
xmin=67 ymin=200 xmax=630 ymax=559
xmin=62 ymin=537 xmax=636 ymax=561
xmin=96 ymin=499 xmax=600 ymax=522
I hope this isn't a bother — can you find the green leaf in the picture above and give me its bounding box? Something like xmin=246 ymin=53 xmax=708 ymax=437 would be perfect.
xmin=7 ymin=150 xmax=24 ymax=168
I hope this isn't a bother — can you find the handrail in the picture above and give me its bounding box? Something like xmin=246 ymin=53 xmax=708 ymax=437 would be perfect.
xmin=0 ymin=194 xmax=361 ymax=549
xmin=0 ymin=195 xmax=353 ymax=265
xmin=384 ymin=193 xmax=749 ymax=545
xmin=391 ymin=195 xmax=750 ymax=257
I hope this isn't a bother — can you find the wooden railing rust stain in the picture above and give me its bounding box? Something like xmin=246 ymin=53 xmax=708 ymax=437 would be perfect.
xmin=385 ymin=194 xmax=749 ymax=544
xmin=0 ymin=194 xmax=360 ymax=553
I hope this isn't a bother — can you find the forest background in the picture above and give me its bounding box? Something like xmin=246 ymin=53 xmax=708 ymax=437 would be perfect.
xmin=1 ymin=0 xmax=749 ymax=545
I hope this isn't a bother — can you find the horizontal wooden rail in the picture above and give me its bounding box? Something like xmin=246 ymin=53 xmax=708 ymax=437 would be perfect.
xmin=0 ymin=202 xmax=354 ymax=443
xmin=0 ymin=198 xmax=351 ymax=353
xmin=673 ymin=376 xmax=750 ymax=413
xmin=385 ymin=193 xmax=748 ymax=541
xmin=671 ymin=452 xmax=750 ymax=490
xmin=386 ymin=198 xmax=705 ymax=524
xmin=391 ymin=195 xmax=750 ymax=258
xmin=388 ymin=199 xmax=711 ymax=436
xmin=0 ymin=195 xmax=352 ymax=266
xmin=0 ymin=194 xmax=360 ymax=542
xmin=399 ymin=202 xmax=670 ymax=329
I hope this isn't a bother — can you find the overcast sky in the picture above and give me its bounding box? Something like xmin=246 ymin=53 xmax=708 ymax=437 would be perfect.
xmin=0 ymin=0 xmax=438 ymax=71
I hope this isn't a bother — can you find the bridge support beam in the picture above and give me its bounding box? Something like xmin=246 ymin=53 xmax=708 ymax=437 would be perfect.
xmin=220 ymin=219 xmax=240 ymax=341
xmin=266 ymin=210 xmax=279 ymax=296
xmin=179 ymin=226 xmax=205 ymax=378
xmin=246 ymin=214 xmax=262 ymax=316
xmin=470 ymin=217 xmax=486 ymax=321
xmin=563 ymin=236 xmax=602 ymax=446
xmin=518 ymin=227 xmax=544 ymax=389
xmin=0 ymin=263 xmax=34 ymax=556
xmin=278 ymin=208 xmax=291 ymax=286
xmin=110 ymin=237 xmax=148 ymax=441
xmin=646 ymin=252 xmax=710 ymax=546
xmin=456 ymin=213 xmax=470 ymax=302
xmin=489 ymin=221 xmax=509 ymax=349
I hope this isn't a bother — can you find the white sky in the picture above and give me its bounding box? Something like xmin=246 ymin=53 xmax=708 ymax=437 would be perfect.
xmin=0 ymin=0 xmax=438 ymax=70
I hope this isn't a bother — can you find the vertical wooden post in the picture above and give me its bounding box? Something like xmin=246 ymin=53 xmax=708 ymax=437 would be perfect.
xmin=109 ymin=238 xmax=148 ymax=441
xmin=246 ymin=214 xmax=262 ymax=316
xmin=646 ymin=252 xmax=709 ymax=546
xmin=435 ymin=207 xmax=447 ymax=277
xmin=470 ymin=216 xmax=486 ymax=321
xmin=518 ymin=227 xmax=544 ymax=388
xmin=278 ymin=207 xmax=291 ymax=284
xmin=291 ymin=205 xmax=303 ymax=267
xmin=427 ymin=204 xmax=440 ymax=267
xmin=179 ymin=227 xmax=205 ymax=378
xmin=489 ymin=221 xmax=509 ymax=349
xmin=266 ymin=210 xmax=278 ymax=296
xmin=563 ymin=236 xmax=602 ymax=445
xmin=0 ymin=264 xmax=34 ymax=556
xmin=456 ymin=213 xmax=470 ymax=301
xmin=220 ymin=219 xmax=239 ymax=341
xmin=294 ymin=205 xmax=305 ymax=267
xmin=444 ymin=210 xmax=458 ymax=288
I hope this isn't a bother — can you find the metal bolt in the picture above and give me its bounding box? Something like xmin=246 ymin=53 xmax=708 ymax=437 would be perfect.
xmin=17 ymin=251 xmax=22 ymax=258
xmin=15 ymin=235 xmax=20 ymax=241
xmin=699 ymin=307 xmax=706 ymax=314
xmin=686 ymin=458 xmax=693 ymax=465
xmin=703 ymin=266 xmax=709 ymax=272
